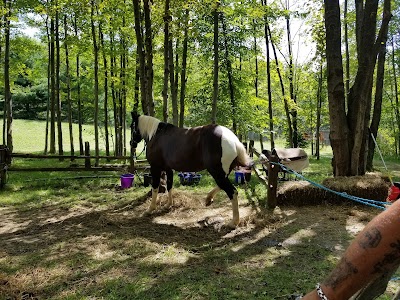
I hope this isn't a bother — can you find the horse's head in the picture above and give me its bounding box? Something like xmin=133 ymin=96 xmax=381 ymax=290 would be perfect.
xmin=130 ymin=111 xmax=143 ymax=148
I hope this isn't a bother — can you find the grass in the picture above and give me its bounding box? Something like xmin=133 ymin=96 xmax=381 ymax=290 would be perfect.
xmin=0 ymin=119 xmax=399 ymax=299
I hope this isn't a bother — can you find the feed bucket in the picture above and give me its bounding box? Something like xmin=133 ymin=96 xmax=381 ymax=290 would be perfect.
xmin=234 ymin=171 xmax=245 ymax=184
xmin=120 ymin=173 xmax=134 ymax=189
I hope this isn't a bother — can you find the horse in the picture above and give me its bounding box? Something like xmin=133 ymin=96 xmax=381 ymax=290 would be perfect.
xmin=130 ymin=112 xmax=252 ymax=228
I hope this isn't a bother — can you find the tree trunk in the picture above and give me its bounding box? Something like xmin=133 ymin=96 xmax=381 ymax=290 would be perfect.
xmin=315 ymin=64 xmax=323 ymax=160
xmin=367 ymin=0 xmax=391 ymax=171
xmin=99 ymin=21 xmax=110 ymax=159
xmin=211 ymin=3 xmax=219 ymax=124
xmin=285 ymin=14 xmax=297 ymax=148
xmin=133 ymin=0 xmax=149 ymax=115
xmin=324 ymin=0 xmax=350 ymax=176
xmin=50 ymin=14 xmax=56 ymax=154
xmin=4 ymin=0 xmax=12 ymax=151
xmin=91 ymin=0 xmax=100 ymax=165
xmin=143 ymin=0 xmax=155 ymax=116
xmin=162 ymin=0 xmax=170 ymax=122
xmin=74 ymin=15 xmax=84 ymax=155
xmin=179 ymin=9 xmax=189 ymax=128
xmin=44 ymin=16 xmax=50 ymax=154
xmin=221 ymin=13 xmax=236 ymax=133
xmin=268 ymin=24 xmax=292 ymax=146
xmin=391 ymin=37 xmax=400 ymax=156
xmin=169 ymin=37 xmax=178 ymax=126
xmin=109 ymin=29 xmax=119 ymax=155
xmin=55 ymin=4 xmax=63 ymax=159
xmin=261 ymin=4 xmax=274 ymax=150
xmin=344 ymin=0 xmax=350 ymax=104
xmin=64 ymin=15 xmax=74 ymax=160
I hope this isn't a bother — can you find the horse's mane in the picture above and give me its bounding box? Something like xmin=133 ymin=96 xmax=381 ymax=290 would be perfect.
xmin=138 ymin=115 xmax=161 ymax=141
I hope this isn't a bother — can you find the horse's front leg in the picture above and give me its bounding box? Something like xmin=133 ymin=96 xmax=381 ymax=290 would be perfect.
xmin=165 ymin=169 xmax=174 ymax=207
xmin=147 ymin=168 xmax=161 ymax=213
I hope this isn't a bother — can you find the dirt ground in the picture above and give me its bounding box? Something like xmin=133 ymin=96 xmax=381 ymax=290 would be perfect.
xmin=0 ymin=187 xmax=398 ymax=299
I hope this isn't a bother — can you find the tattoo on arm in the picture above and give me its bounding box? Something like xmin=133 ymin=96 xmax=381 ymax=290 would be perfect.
xmin=372 ymin=239 xmax=400 ymax=274
xmin=358 ymin=227 xmax=382 ymax=249
xmin=324 ymin=258 xmax=358 ymax=289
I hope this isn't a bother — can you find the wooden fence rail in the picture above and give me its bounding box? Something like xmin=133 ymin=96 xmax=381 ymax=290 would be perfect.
xmin=0 ymin=142 xmax=148 ymax=189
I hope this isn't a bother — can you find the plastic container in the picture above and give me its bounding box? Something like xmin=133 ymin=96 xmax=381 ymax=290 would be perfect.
xmin=120 ymin=173 xmax=134 ymax=189
xmin=235 ymin=171 xmax=245 ymax=184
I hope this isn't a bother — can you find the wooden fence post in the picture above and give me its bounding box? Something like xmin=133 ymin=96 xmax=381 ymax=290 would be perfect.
xmin=84 ymin=142 xmax=91 ymax=169
xmin=267 ymin=154 xmax=278 ymax=208
xmin=0 ymin=145 xmax=7 ymax=189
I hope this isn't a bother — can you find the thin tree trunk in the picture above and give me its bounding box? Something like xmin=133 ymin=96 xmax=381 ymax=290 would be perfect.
xmin=143 ymin=0 xmax=154 ymax=116
xmin=211 ymin=4 xmax=219 ymax=124
xmin=162 ymin=0 xmax=170 ymax=122
xmin=169 ymin=37 xmax=178 ymax=126
xmin=285 ymin=13 xmax=297 ymax=148
xmin=99 ymin=21 xmax=110 ymax=159
xmin=261 ymin=4 xmax=274 ymax=150
xmin=179 ymin=9 xmax=189 ymax=128
xmin=316 ymin=64 xmax=323 ymax=160
xmin=55 ymin=3 xmax=63 ymax=159
xmin=391 ymin=37 xmax=400 ymax=155
xmin=4 ymin=0 xmax=12 ymax=151
xmin=133 ymin=0 xmax=149 ymax=115
xmin=324 ymin=0 xmax=350 ymax=176
xmin=44 ymin=15 xmax=50 ymax=154
xmin=91 ymin=0 xmax=100 ymax=165
xmin=366 ymin=0 xmax=390 ymax=171
xmin=109 ymin=29 xmax=119 ymax=155
xmin=50 ymin=14 xmax=56 ymax=154
xmin=64 ymin=15 xmax=74 ymax=160
xmin=344 ymin=0 xmax=350 ymax=104
xmin=268 ymin=24 xmax=292 ymax=145
xmin=74 ymin=15 xmax=84 ymax=155
xmin=221 ymin=13 xmax=236 ymax=133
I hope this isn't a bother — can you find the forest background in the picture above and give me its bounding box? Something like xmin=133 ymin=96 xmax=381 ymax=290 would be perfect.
xmin=1 ymin=0 xmax=400 ymax=177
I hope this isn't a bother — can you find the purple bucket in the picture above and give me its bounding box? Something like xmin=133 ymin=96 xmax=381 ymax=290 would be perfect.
xmin=120 ymin=173 xmax=134 ymax=189
xmin=234 ymin=171 xmax=245 ymax=184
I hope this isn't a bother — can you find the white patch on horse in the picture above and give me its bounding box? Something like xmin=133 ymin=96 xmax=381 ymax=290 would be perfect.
xmin=219 ymin=126 xmax=239 ymax=176
xmin=138 ymin=115 xmax=160 ymax=141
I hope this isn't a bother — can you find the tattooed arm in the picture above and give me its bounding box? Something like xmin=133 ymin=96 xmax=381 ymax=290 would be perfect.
xmin=302 ymin=199 xmax=400 ymax=300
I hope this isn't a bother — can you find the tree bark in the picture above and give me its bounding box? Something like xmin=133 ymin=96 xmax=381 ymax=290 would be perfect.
xmin=143 ymin=0 xmax=154 ymax=116
xmin=4 ymin=0 xmax=12 ymax=151
xmin=162 ymin=0 xmax=170 ymax=122
xmin=50 ymin=13 xmax=56 ymax=154
xmin=268 ymin=25 xmax=292 ymax=146
xmin=91 ymin=0 xmax=100 ymax=165
xmin=64 ymin=15 xmax=74 ymax=160
xmin=179 ymin=9 xmax=189 ymax=128
xmin=55 ymin=3 xmax=63 ymax=158
xmin=324 ymin=0 xmax=350 ymax=176
xmin=367 ymin=0 xmax=391 ymax=171
xmin=221 ymin=13 xmax=236 ymax=134
xmin=74 ymin=14 xmax=84 ymax=155
xmin=211 ymin=3 xmax=219 ymax=124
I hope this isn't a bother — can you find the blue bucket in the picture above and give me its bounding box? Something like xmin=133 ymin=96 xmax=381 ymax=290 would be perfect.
xmin=235 ymin=171 xmax=245 ymax=184
xmin=120 ymin=173 xmax=134 ymax=189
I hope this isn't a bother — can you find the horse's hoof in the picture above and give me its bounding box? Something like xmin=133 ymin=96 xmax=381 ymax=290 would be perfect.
xmin=226 ymin=220 xmax=239 ymax=229
xmin=205 ymin=198 xmax=214 ymax=206
xmin=143 ymin=207 xmax=156 ymax=216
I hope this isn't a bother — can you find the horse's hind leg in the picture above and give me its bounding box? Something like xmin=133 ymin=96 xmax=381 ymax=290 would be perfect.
xmin=165 ymin=169 xmax=174 ymax=207
xmin=208 ymin=168 xmax=239 ymax=228
xmin=205 ymin=186 xmax=221 ymax=206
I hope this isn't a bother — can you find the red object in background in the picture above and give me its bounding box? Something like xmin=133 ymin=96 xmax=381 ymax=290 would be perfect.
xmin=387 ymin=184 xmax=400 ymax=202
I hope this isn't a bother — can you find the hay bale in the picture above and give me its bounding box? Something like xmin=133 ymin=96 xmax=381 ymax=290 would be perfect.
xmin=277 ymin=173 xmax=390 ymax=206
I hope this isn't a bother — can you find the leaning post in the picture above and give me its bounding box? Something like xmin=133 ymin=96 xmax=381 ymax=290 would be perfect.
xmin=267 ymin=154 xmax=279 ymax=208
xmin=84 ymin=142 xmax=91 ymax=169
xmin=0 ymin=145 xmax=7 ymax=189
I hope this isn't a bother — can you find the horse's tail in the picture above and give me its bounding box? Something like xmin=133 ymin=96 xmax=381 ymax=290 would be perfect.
xmin=235 ymin=140 xmax=253 ymax=168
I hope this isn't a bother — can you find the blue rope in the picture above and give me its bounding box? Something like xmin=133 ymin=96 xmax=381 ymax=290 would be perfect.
xmin=271 ymin=162 xmax=390 ymax=210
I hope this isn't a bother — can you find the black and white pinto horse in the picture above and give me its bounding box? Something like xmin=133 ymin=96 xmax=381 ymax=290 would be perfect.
xmin=130 ymin=112 xmax=252 ymax=228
